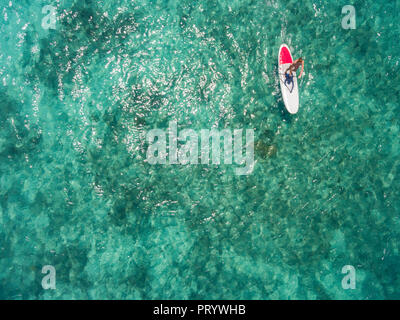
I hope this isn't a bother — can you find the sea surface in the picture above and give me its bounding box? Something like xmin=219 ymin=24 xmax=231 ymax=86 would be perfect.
xmin=0 ymin=0 xmax=399 ymax=299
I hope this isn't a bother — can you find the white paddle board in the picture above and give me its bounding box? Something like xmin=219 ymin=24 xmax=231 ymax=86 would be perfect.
xmin=278 ymin=44 xmax=299 ymax=114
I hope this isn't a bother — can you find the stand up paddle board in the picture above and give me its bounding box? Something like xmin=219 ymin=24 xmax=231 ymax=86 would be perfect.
xmin=278 ymin=44 xmax=299 ymax=114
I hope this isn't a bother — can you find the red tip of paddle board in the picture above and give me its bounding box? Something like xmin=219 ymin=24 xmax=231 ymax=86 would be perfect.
xmin=279 ymin=46 xmax=293 ymax=65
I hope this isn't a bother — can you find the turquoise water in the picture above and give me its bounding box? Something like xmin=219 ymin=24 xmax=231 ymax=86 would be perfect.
xmin=0 ymin=0 xmax=399 ymax=299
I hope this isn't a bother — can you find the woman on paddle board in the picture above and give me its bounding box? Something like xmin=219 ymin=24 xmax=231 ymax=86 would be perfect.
xmin=285 ymin=58 xmax=304 ymax=78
